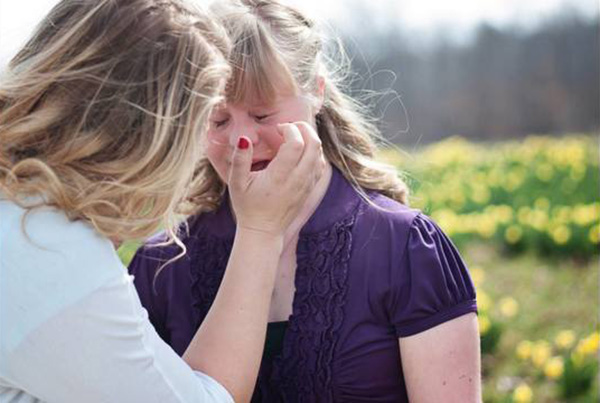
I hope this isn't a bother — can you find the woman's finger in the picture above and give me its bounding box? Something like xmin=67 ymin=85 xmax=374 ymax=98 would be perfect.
xmin=256 ymin=126 xmax=285 ymax=152
xmin=289 ymin=121 xmax=324 ymax=188
xmin=265 ymin=123 xmax=305 ymax=181
xmin=228 ymin=136 xmax=253 ymax=194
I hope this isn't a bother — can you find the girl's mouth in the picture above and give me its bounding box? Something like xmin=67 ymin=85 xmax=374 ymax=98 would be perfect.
xmin=251 ymin=160 xmax=271 ymax=171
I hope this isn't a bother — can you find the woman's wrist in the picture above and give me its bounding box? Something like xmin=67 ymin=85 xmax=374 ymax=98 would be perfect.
xmin=235 ymin=225 xmax=285 ymax=260
xmin=235 ymin=226 xmax=285 ymax=253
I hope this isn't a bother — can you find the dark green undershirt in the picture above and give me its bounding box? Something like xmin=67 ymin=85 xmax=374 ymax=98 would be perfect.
xmin=262 ymin=321 xmax=288 ymax=362
xmin=251 ymin=321 xmax=289 ymax=402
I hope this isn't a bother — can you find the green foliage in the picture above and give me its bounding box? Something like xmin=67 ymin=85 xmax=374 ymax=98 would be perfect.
xmin=379 ymin=134 xmax=599 ymax=259
xmin=560 ymin=355 xmax=597 ymax=399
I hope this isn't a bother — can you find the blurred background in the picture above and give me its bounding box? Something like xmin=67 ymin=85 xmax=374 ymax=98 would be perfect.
xmin=1 ymin=1 xmax=598 ymax=402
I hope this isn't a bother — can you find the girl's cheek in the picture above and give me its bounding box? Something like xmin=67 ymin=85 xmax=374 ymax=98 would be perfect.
xmin=206 ymin=141 xmax=230 ymax=183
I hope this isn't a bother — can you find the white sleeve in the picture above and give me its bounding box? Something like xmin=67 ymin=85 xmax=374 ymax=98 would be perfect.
xmin=4 ymin=272 xmax=234 ymax=403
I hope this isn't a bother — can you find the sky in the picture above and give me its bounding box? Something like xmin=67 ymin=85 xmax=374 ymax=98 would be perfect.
xmin=0 ymin=0 xmax=597 ymax=67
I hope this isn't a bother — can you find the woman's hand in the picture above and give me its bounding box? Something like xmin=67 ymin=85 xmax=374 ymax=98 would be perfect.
xmin=227 ymin=122 xmax=326 ymax=240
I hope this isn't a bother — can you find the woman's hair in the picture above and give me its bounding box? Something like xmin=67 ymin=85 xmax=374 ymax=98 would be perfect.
xmin=0 ymin=0 xmax=231 ymax=243
xmin=194 ymin=0 xmax=409 ymax=211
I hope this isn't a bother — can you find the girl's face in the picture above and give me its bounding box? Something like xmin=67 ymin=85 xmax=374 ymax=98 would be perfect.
xmin=206 ymin=93 xmax=319 ymax=182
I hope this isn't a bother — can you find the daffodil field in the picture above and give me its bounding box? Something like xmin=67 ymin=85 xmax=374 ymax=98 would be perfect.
xmin=470 ymin=253 xmax=598 ymax=403
xmin=379 ymin=133 xmax=599 ymax=402
xmin=379 ymin=134 xmax=599 ymax=259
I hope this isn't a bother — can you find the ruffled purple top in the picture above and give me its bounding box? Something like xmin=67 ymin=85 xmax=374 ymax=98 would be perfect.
xmin=129 ymin=167 xmax=478 ymax=402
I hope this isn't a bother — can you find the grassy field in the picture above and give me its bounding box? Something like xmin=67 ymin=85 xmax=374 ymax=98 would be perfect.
xmin=460 ymin=242 xmax=598 ymax=402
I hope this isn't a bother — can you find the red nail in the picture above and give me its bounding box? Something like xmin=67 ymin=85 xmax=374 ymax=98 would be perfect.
xmin=238 ymin=136 xmax=250 ymax=150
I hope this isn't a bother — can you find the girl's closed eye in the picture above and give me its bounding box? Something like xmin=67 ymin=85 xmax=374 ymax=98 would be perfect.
xmin=213 ymin=118 xmax=229 ymax=128
xmin=252 ymin=109 xmax=277 ymax=123
xmin=254 ymin=114 xmax=270 ymax=122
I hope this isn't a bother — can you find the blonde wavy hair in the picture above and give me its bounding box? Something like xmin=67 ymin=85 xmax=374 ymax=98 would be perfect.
xmin=191 ymin=0 xmax=409 ymax=212
xmin=0 ymin=0 xmax=230 ymax=244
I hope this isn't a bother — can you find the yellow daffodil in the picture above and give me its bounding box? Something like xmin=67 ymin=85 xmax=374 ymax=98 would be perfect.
xmin=575 ymin=332 xmax=600 ymax=356
xmin=478 ymin=315 xmax=491 ymax=335
xmin=505 ymin=225 xmax=523 ymax=244
xmin=470 ymin=267 xmax=485 ymax=288
xmin=589 ymin=225 xmax=600 ymax=244
xmin=498 ymin=297 xmax=519 ymax=318
xmin=516 ymin=340 xmax=533 ymax=360
xmin=477 ymin=217 xmax=497 ymax=239
xmin=551 ymin=225 xmax=571 ymax=245
xmin=477 ymin=291 xmax=492 ymax=312
xmin=544 ymin=356 xmax=564 ymax=379
xmin=554 ymin=330 xmax=576 ymax=350
xmin=513 ymin=383 xmax=533 ymax=403
xmin=532 ymin=340 xmax=552 ymax=368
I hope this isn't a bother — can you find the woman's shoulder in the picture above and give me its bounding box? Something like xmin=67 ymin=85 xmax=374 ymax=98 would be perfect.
xmin=0 ymin=197 xmax=121 ymax=277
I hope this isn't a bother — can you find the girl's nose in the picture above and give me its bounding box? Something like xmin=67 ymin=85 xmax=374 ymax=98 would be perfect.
xmin=245 ymin=129 xmax=260 ymax=145
xmin=229 ymin=123 xmax=260 ymax=146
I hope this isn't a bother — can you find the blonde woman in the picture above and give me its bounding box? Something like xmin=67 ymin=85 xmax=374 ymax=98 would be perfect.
xmin=129 ymin=0 xmax=481 ymax=402
xmin=0 ymin=0 xmax=325 ymax=402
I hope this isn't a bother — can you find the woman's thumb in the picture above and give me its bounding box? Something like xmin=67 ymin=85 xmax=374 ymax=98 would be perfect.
xmin=228 ymin=136 xmax=253 ymax=192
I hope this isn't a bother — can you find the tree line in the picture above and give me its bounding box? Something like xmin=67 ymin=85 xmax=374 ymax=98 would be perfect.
xmin=345 ymin=13 xmax=599 ymax=145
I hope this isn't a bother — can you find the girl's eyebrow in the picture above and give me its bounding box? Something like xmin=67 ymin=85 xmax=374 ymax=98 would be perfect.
xmin=249 ymin=103 xmax=278 ymax=112
xmin=245 ymin=96 xmax=278 ymax=110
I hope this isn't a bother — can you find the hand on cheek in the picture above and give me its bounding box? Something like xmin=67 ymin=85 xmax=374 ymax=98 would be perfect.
xmin=256 ymin=126 xmax=285 ymax=154
xmin=205 ymin=120 xmax=316 ymax=185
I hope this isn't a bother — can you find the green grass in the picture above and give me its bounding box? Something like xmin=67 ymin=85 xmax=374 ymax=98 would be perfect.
xmin=463 ymin=242 xmax=598 ymax=402
xmin=117 ymin=240 xmax=141 ymax=266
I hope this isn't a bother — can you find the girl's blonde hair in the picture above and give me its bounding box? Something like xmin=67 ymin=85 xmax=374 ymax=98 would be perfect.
xmin=195 ymin=0 xmax=409 ymax=211
xmin=0 ymin=0 xmax=230 ymax=244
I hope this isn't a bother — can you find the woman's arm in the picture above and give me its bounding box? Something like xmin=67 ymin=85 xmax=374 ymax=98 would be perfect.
xmin=183 ymin=229 xmax=283 ymax=401
xmin=399 ymin=313 xmax=482 ymax=403
xmin=183 ymin=123 xmax=324 ymax=402
xmin=4 ymin=270 xmax=235 ymax=403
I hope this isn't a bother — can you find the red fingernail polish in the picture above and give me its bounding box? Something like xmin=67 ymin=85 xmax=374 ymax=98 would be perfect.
xmin=238 ymin=137 xmax=250 ymax=150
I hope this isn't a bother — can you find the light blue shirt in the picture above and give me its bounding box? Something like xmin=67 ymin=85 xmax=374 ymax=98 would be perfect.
xmin=0 ymin=196 xmax=233 ymax=403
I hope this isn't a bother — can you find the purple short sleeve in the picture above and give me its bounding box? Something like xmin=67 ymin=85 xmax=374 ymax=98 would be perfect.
xmin=389 ymin=213 xmax=478 ymax=338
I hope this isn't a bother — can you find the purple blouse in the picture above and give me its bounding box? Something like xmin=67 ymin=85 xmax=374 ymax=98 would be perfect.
xmin=129 ymin=167 xmax=478 ymax=402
